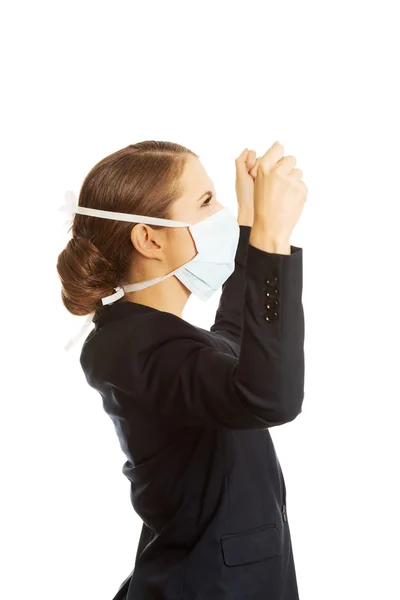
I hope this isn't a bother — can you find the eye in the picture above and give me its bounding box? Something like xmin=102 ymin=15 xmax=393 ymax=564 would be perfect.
xmin=201 ymin=194 xmax=212 ymax=207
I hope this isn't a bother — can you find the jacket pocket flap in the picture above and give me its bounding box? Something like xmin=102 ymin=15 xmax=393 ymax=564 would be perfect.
xmin=220 ymin=523 xmax=280 ymax=567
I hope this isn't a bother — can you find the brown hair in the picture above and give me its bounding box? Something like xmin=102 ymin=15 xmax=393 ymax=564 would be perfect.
xmin=56 ymin=140 xmax=198 ymax=322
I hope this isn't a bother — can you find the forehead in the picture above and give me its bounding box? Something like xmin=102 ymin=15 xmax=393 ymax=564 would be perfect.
xmin=180 ymin=155 xmax=214 ymax=194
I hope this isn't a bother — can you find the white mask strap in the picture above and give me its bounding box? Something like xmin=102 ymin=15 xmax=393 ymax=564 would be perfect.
xmin=63 ymin=312 xmax=95 ymax=352
xmin=58 ymin=190 xmax=191 ymax=231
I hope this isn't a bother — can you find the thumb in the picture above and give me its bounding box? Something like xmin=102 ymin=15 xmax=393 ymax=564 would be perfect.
xmin=246 ymin=149 xmax=257 ymax=171
xmin=249 ymin=157 xmax=261 ymax=178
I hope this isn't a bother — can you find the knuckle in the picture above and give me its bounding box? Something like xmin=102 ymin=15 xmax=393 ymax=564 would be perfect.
xmin=258 ymin=161 xmax=269 ymax=174
xmin=299 ymin=184 xmax=308 ymax=198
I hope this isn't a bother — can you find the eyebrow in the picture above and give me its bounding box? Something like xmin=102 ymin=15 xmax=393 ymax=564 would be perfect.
xmin=197 ymin=190 xmax=213 ymax=202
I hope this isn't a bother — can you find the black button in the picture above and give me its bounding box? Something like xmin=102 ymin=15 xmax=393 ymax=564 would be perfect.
xmin=265 ymin=288 xmax=279 ymax=299
xmin=265 ymin=311 xmax=279 ymax=322
xmin=265 ymin=299 xmax=279 ymax=309
xmin=265 ymin=276 xmax=278 ymax=288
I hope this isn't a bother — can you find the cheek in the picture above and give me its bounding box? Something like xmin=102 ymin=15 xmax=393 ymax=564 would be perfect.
xmin=169 ymin=228 xmax=197 ymax=265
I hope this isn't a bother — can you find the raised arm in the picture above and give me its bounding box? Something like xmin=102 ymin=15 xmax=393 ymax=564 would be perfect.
xmin=113 ymin=239 xmax=304 ymax=430
xmin=209 ymin=225 xmax=252 ymax=346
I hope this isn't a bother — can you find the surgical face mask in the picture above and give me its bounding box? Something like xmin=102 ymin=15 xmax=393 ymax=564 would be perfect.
xmin=102 ymin=204 xmax=240 ymax=305
xmin=59 ymin=191 xmax=240 ymax=350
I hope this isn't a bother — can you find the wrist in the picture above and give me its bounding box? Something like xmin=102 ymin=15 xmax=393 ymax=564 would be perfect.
xmin=249 ymin=225 xmax=291 ymax=254
xmin=237 ymin=210 xmax=254 ymax=227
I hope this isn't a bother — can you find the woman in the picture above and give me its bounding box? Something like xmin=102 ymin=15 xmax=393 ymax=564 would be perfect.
xmin=56 ymin=139 xmax=307 ymax=599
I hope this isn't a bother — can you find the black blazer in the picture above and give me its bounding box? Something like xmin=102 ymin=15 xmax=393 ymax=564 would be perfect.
xmin=80 ymin=225 xmax=305 ymax=600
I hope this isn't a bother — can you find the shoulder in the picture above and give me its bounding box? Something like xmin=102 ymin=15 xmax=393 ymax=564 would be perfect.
xmin=121 ymin=310 xmax=210 ymax=353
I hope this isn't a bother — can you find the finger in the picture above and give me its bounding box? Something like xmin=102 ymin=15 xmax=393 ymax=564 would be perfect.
xmin=235 ymin=148 xmax=250 ymax=175
xmin=249 ymin=157 xmax=261 ymax=178
xmin=235 ymin=148 xmax=248 ymax=163
xmin=274 ymin=155 xmax=297 ymax=176
xmin=259 ymin=140 xmax=285 ymax=172
xmin=245 ymin=149 xmax=257 ymax=171
xmin=290 ymin=168 xmax=303 ymax=180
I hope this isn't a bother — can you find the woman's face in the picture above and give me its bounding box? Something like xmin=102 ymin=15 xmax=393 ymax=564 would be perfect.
xmin=166 ymin=154 xmax=224 ymax=265
xmin=129 ymin=155 xmax=224 ymax=276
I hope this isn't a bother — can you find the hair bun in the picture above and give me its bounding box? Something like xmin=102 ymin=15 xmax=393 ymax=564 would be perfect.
xmin=57 ymin=235 xmax=118 ymax=316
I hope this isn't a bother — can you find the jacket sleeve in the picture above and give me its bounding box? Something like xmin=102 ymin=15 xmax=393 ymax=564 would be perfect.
xmin=209 ymin=225 xmax=252 ymax=346
xmin=122 ymin=241 xmax=305 ymax=430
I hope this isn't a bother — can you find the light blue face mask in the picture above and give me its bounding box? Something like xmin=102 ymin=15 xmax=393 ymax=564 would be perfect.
xmin=59 ymin=191 xmax=240 ymax=350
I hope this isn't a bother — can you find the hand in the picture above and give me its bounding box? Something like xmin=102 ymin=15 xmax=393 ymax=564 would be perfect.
xmin=252 ymin=141 xmax=307 ymax=241
xmin=235 ymin=148 xmax=258 ymax=226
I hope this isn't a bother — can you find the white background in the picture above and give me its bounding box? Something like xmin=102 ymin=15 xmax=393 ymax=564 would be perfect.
xmin=1 ymin=1 xmax=399 ymax=598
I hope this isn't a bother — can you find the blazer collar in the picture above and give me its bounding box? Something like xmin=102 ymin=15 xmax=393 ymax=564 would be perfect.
xmin=94 ymin=300 xmax=159 ymax=329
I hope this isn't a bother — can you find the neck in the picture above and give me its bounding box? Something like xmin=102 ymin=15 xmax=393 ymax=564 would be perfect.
xmin=120 ymin=274 xmax=189 ymax=319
